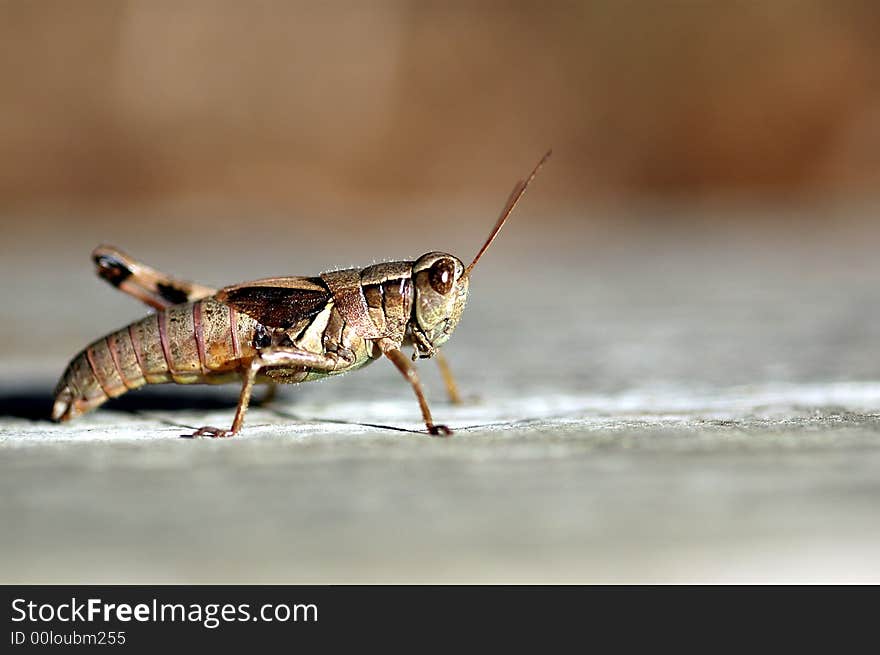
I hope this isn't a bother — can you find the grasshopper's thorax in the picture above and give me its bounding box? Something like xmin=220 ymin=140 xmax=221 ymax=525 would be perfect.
xmin=409 ymin=252 xmax=469 ymax=358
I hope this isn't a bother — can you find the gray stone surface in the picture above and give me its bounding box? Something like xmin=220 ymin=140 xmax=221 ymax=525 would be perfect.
xmin=2 ymin=214 xmax=880 ymax=582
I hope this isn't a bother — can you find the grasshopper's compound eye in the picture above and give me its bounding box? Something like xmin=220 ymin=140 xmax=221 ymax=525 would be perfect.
xmin=428 ymin=258 xmax=456 ymax=295
xmin=411 ymin=252 xmax=469 ymax=351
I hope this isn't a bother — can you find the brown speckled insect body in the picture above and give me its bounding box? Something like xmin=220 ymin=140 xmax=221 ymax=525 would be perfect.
xmin=53 ymin=151 xmax=550 ymax=437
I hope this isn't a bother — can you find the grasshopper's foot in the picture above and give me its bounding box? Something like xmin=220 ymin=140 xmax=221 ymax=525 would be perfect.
xmin=187 ymin=426 xmax=236 ymax=438
xmin=427 ymin=424 xmax=453 ymax=437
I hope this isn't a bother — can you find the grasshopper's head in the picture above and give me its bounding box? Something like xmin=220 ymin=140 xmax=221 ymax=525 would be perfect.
xmin=411 ymin=252 xmax=469 ymax=357
xmin=409 ymin=150 xmax=551 ymax=359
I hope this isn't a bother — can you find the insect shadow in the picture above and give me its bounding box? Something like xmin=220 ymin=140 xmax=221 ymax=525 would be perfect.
xmin=0 ymin=386 xmax=237 ymax=422
xmin=0 ymin=386 xmax=438 ymax=436
xmin=267 ymin=407 xmax=428 ymax=436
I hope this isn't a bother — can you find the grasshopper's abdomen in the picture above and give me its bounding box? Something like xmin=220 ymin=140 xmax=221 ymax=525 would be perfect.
xmin=52 ymin=298 xmax=257 ymax=421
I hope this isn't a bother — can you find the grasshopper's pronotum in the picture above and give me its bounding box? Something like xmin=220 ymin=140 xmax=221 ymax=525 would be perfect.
xmin=52 ymin=151 xmax=551 ymax=437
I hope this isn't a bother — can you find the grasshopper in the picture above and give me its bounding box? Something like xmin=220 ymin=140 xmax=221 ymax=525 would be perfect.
xmin=52 ymin=151 xmax=551 ymax=437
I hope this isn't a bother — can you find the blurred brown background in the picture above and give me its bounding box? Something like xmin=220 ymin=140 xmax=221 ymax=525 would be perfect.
xmin=3 ymin=0 xmax=880 ymax=222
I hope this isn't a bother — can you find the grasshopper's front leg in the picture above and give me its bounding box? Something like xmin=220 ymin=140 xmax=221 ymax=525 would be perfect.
xmin=189 ymin=348 xmax=340 ymax=438
xmin=434 ymin=351 xmax=463 ymax=405
xmin=384 ymin=348 xmax=452 ymax=437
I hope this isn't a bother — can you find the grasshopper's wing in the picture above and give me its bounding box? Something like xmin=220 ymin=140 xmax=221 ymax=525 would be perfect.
xmin=93 ymin=245 xmax=217 ymax=310
xmin=216 ymin=277 xmax=332 ymax=328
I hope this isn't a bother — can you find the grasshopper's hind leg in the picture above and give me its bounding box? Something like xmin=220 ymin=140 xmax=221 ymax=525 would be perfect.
xmin=92 ymin=245 xmax=217 ymax=310
xmin=187 ymin=348 xmax=339 ymax=438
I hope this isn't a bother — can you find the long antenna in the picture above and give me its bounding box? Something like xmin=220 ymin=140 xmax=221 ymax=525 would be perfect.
xmin=465 ymin=149 xmax=552 ymax=277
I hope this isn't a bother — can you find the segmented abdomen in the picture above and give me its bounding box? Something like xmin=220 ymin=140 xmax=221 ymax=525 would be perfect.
xmin=52 ymin=298 xmax=257 ymax=421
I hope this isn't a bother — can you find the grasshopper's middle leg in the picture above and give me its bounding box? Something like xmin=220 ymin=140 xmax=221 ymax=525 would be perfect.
xmin=188 ymin=348 xmax=339 ymax=438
